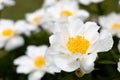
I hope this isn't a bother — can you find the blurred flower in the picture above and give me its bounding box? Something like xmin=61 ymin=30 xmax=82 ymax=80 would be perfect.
xmin=25 ymin=9 xmax=46 ymax=26
xmin=0 ymin=0 xmax=15 ymax=10
xmin=43 ymin=1 xmax=89 ymax=33
xmin=43 ymin=0 xmax=78 ymax=7
xmin=14 ymin=45 xmax=58 ymax=80
xmin=98 ymin=12 xmax=120 ymax=38
xmin=0 ymin=19 xmax=24 ymax=51
xmin=78 ymin=0 xmax=104 ymax=5
xmin=46 ymin=1 xmax=89 ymax=22
xmin=46 ymin=17 xmax=113 ymax=75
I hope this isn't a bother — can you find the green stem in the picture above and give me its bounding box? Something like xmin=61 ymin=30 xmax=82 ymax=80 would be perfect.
xmin=97 ymin=3 xmax=103 ymax=15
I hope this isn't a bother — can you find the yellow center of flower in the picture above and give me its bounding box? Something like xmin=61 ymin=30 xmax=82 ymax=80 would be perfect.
xmin=60 ymin=10 xmax=73 ymax=16
xmin=66 ymin=36 xmax=90 ymax=54
xmin=34 ymin=56 xmax=45 ymax=68
xmin=32 ymin=16 xmax=40 ymax=23
xmin=2 ymin=29 xmax=14 ymax=37
xmin=111 ymin=23 xmax=120 ymax=29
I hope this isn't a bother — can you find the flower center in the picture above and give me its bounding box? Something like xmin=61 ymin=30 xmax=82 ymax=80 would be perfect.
xmin=2 ymin=29 xmax=14 ymax=37
xmin=66 ymin=36 xmax=90 ymax=54
xmin=34 ymin=56 xmax=45 ymax=68
xmin=32 ymin=16 xmax=40 ymax=24
xmin=111 ymin=23 xmax=120 ymax=29
xmin=60 ymin=10 xmax=73 ymax=16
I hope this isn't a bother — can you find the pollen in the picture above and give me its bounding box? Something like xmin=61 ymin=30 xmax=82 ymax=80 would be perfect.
xmin=66 ymin=36 xmax=90 ymax=54
xmin=60 ymin=10 xmax=73 ymax=16
xmin=34 ymin=56 xmax=45 ymax=68
xmin=111 ymin=23 xmax=120 ymax=29
xmin=33 ymin=16 xmax=40 ymax=23
xmin=2 ymin=29 xmax=14 ymax=37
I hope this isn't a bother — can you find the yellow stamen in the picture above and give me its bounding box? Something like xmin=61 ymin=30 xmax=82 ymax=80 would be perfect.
xmin=66 ymin=36 xmax=90 ymax=54
xmin=34 ymin=56 xmax=45 ymax=68
xmin=33 ymin=16 xmax=40 ymax=23
xmin=111 ymin=23 xmax=120 ymax=29
xmin=2 ymin=29 xmax=14 ymax=37
xmin=60 ymin=10 xmax=73 ymax=16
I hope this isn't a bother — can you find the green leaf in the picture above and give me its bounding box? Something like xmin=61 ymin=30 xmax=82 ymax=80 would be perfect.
xmin=97 ymin=60 xmax=116 ymax=64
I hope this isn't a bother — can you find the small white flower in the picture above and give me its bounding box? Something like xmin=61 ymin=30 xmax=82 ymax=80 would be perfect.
xmin=46 ymin=1 xmax=89 ymax=22
xmin=25 ymin=9 xmax=46 ymax=26
xmin=98 ymin=12 xmax=120 ymax=38
xmin=0 ymin=19 xmax=24 ymax=51
xmin=78 ymin=0 xmax=104 ymax=5
xmin=14 ymin=45 xmax=59 ymax=80
xmin=43 ymin=1 xmax=89 ymax=33
xmin=0 ymin=0 xmax=15 ymax=10
xmin=46 ymin=17 xmax=113 ymax=75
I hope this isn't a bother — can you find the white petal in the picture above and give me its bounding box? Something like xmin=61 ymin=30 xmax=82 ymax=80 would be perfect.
xmin=68 ymin=17 xmax=84 ymax=37
xmin=28 ymin=71 xmax=45 ymax=80
xmin=26 ymin=45 xmax=48 ymax=58
xmin=0 ymin=5 xmax=3 ymax=10
xmin=76 ymin=10 xmax=89 ymax=21
xmin=15 ymin=20 xmax=39 ymax=36
xmin=13 ymin=55 xmax=33 ymax=66
xmin=118 ymin=40 xmax=120 ymax=52
xmin=45 ymin=49 xmax=61 ymax=73
xmin=0 ymin=19 xmax=14 ymax=27
xmin=15 ymin=20 xmax=31 ymax=36
xmin=2 ymin=0 xmax=15 ymax=6
xmin=47 ymin=64 xmax=61 ymax=74
xmin=89 ymin=29 xmax=113 ymax=53
xmin=80 ymin=53 xmax=97 ymax=74
xmin=49 ymin=32 xmax=67 ymax=46
xmin=79 ymin=0 xmax=91 ymax=5
xmin=117 ymin=59 xmax=120 ymax=72
xmin=54 ymin=55 xmax=80 ymax=72
xmin=0 ymin=40 xmax=5 ymax=48
xmin=16 ymin=65 xmax=34 ymax=74
xmin=83 ymin=22 xmax=100 ymax=43
xmin=5 ymin=36 xmax=24 ymax=51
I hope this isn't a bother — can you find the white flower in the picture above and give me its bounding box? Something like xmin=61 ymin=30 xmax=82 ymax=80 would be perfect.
xmin=0 ymin=19 xmax=24 ymax=51
xmin=46 ymin=1 xmax=89 ymax=22
xmin=45 ymin=17 xmax=113 ymax=75
xmin=79 ymin=0 xmax=104 ymax=5
xmin=14 ymin=45 xmax=58 ymax=80
xmin=0 ymin=0 xmax=15 ymax=10
xmin=98 ymin=12 xmax=120 ymax=38
xmin=43 ymin=1 xmax=89 ymax=33
xmin=25 ymin=9 xmax=46 ymax=26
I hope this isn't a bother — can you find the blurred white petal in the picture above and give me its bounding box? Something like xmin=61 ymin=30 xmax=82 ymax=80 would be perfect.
xmin=5 ymin=36 xmax=24 ymax=51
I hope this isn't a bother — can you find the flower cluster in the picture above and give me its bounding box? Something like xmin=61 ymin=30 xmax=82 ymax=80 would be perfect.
xmin=1 ymin=0 xmax=120 ymax=80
